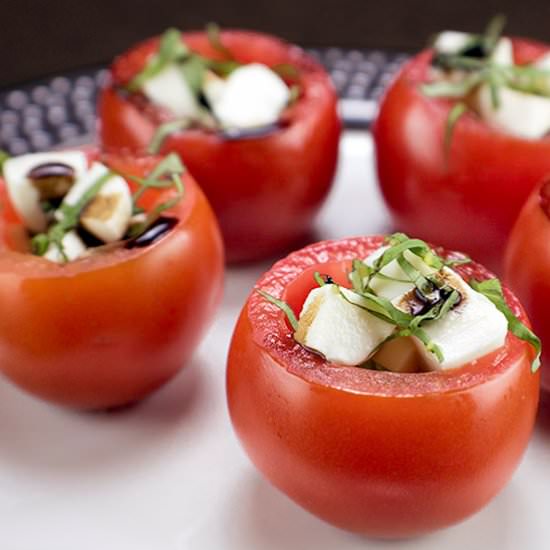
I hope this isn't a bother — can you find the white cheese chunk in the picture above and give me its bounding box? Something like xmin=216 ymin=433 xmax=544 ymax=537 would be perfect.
xmin=372 ymin=336 xmax=423 ymax=373
xmin=3 ymin=151 xmax=87 ymax=232
xmin=80 ymin=176 xmax=133 ymax=243
xmin=203 ymin=71 xmax=227 ymax=107
xmin=58 ymin=162 xmax=132 ymax=243
xmin=433 ymin=31 xmax=473 ymax=55
xmin=475 ymin=83 xmax=550 ymax=139
xmin=491 ymin=38 xmax=513 ymax=65
xmin=43 ymin=230 xmax=86 ymax=263
xmin=142 ymin=64 xmax=200 ymax=119
xmin=294 ymin=284 xmax=394 ymax=366
xmin=208 ymin=63 xmax=290 ymax=128
xmin=363 ymin=246 xmax=437 ymax=300
xmin=398 ymin=267 xmax=508 ymax=370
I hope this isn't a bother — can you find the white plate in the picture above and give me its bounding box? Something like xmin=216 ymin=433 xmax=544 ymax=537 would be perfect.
xmin=0 ymin=132 xmax=548 ymax=550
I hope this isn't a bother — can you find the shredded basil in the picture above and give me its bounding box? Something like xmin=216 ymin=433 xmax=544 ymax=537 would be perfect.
xmin=470 ymin=278 xmax=541 ymax=372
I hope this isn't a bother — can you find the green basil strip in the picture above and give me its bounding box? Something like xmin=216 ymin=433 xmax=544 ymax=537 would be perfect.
xmin=256 ymin=290 xmax=299 ymax=331
xmin=127 ymin=28 xmax=189 ymax=92
xmin=148 ymin=120 xmax=192 ymax=154
xmin=0 ymin=150 xmax=10 ymax=176
xmin=444 ymin=102 xmax=468 ymax=160
xmin=470 ymin=278 xmax=541 ymax=372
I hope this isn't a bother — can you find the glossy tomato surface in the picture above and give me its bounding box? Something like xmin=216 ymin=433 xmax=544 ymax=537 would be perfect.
xmin=0 ymin=149 xmax=224 ymax=409
xmin=227 ymin=236 xmax=539 ymax=538
xmin=505 ymin=179 xmax=550 ymax=392
xmin=374 ymin=39 xmax=550 ymax=271
xmin=99 ymin=30 xmax=341 ymax=263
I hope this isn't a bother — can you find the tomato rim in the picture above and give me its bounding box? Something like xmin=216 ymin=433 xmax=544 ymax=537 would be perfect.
xmin=0 ymin=147 xmax=198 ymax=278
xmin=396 ymin=37 xmax=550 ymax=145
xmin=248 ymin=236 xmax=534 ymax=398
xmin=106 ymin=29 xmax=334 ymax=150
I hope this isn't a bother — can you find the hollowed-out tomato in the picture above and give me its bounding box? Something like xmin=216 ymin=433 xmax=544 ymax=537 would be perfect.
xmin=0 ymin=149 xmax=224 ymax=409
xmin=374 ymin=39 xmax=550 ymax=271
xmin=227 ymin=236 xmax=539 ymax=538
xmin=99 ymin=30 xmax=341 ymax=262
xmin=505 ymin=178 xmax=550 ymax=392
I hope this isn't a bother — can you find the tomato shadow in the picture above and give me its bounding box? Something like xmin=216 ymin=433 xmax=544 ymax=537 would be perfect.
xmin=222 ymin=471 xmax=520 ymax=550
xmin=0 ymin=356 xmax=210 ymax=475
xmin=535 ymin=389 xmax=550 ymax=434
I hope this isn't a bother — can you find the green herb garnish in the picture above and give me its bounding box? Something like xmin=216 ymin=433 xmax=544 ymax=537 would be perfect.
xmin=148 ymin=120 xmax=192 ymax=154
xmin=127 ymin=28 xmax=189 ymax=92
xmin=257 ymin=233 xmax=540 ymax=373
xmin=0 ymin=150 xmax=10 ymax=176
xmin=423 ymin=15 xmax=550 ymax=153
xmin=126 ymin=153 xmax=186 ymax=238
xmin=256 ymin=289 xmax=299 ymax=331
xmin=470 ymin=278 xmax=541 ymax=372
xmin=206 ymin=22 xmax=234 ymax=59
xmin=31 ymin=170 xmax=115 ymax=261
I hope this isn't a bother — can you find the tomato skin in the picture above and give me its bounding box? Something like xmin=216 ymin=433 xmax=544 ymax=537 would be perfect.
xmin=505 ymin=183 xmax=550 ymax=392
xmin=98 ymin=30 xmax=341 ymax=263
xmin=373 ymin=39 xmax=550 ymax=271
xmin=0 ymin=150 xmax=224 ymax=409
xmin=227 ymin=236 xmax=539 ymax=538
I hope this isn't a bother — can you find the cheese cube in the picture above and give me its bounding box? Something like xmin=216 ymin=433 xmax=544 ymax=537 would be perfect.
xmin=363 ymin=246 xmax=437 ymax=300
xmin=397 ymin=268 xmax=508 ymax=370
xmin=208 ymin=63 xmax=290 ymax=128
xmin=475 ymin=83 xmax=550 ymax=139
xmin=43 ymin=230 xmax=86 ymax=263
xmin=142 ymin=64 xmax=200 ymax=119
xmin=58 ymin=162 xmax=132 ymax=243
xmin=3 ymin=151 xmax=87 ymax=232
xmin=294 ymin=284 xmax=394 ymax=366
xmin=433 ymin=31 xmax=473 ymax=55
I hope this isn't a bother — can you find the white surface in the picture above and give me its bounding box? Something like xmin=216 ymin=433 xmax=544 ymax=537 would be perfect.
xmin=1 ymin=132 xmax=549 ymax=549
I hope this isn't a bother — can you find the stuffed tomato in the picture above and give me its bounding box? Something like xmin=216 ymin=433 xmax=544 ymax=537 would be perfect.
xmin=227 ymin=234 xmax=540 ymax=538
xmin=99 ymin=27 xmax=341 ymax=263
xmin=374 ymin=18 xmax=550 ymax=270
xmin=505 ymin=178 xmax=550 ymax=392
xmin=0 ymin=148 xmax=223 ymax=409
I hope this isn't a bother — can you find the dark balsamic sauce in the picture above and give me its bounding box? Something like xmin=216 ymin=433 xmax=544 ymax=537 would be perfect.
xmin=28 ymin=162 xmax=75 ymax=180
xmin=125 ymin=216 xmax=179 ymax=249
xmin=539 ymin=179 xmax=550 ymax=219
xmin=320 ymin=274 xmax=335 ymax=285
xmin=219 ymin=121 xmax=285 ymax=141
xmin=409 ymin=286 xmax=461 ymax=316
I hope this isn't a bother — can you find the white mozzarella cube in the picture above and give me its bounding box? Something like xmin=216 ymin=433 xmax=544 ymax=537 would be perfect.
xmin=294 ymin=284 xmax=394 ymax=366
xmin=203 ymin=71 xmax=227 ymax=107
xmin=363 ymin=246 xmax=437 ymax=300
xmin=209 ymin=63 xmax=290 ymax=128
xmin=59 ymin=162 xmax=132 ymax=243
xmin=142 ymin=64 xmax=200 ymax=119
xmin=80 ymin=176 xmax=133 ymax=243
xmin=3 ymin=151 xmax=88 ymax=232
xmin=372 ymin=336 xmax=423 ymax=373
xmin=475 ymin=83 xmax=550 ymax=139
xmin=43 ymin=230 xmax=86 ymax=263
xmin=433 ymin=31 xmax=474 ymax=55
xmin=399 ymin=268 xmax=508 ymax=370
xmin=490 ymin=38 xmax=513 ymax=65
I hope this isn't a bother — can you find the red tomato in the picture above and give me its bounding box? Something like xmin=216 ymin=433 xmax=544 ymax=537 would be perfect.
xmin=505 ymin=179 xmax=550 ymax=392
xmin=99 ymin=30 xmax=341 ymax=263
xmin=373 ymin=38 xmax=550 ymax=271
xmin=0 ymin=149 xmax=224 ymax=409
xmin=227 ymin=236 xmax=539 ymax=538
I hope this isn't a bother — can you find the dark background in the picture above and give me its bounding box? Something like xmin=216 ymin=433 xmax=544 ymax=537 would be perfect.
xmin=2 ymin=0 xmax=550 ymax=86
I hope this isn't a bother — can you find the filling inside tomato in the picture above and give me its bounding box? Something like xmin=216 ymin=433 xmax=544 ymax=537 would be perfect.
xmin=0 ymin=150 xmax=184 ymax=263
xmin=422 ymin=16 xmax=550 ymax=140
xmin=259 ymin=233 xmax=540 ymax=375
xmin=117 ymin=27 xmax=301 ymax=153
